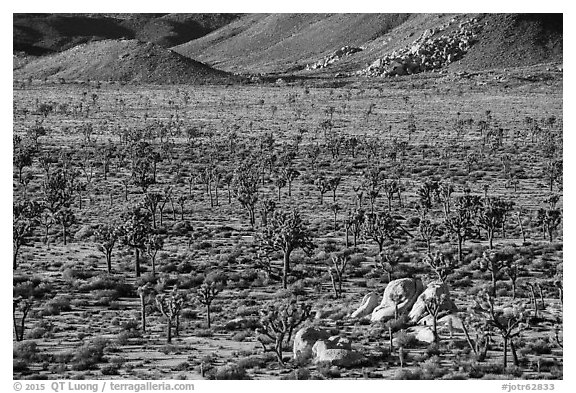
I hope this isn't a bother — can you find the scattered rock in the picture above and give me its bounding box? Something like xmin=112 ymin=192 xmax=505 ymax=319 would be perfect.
xmin=359 ymin=17 xmax=481 ymax=77
xmin=306 ymin=46 xmax=362 ymax=70
xmin=350 ymin=292 xmax=379 ymax=319
xmin=407 ymin=326 xmax=436 ymax=344
xmin=293 ymin=326 xmax=332 ymax=361
xmin=224 ymin=317 xmax=258 ymax=330
xmin=312 ymin=338 xmax=364 ymax=367
xmin=419 ymin=314 xmax=465 ymax=335
xmin=408 ymin=281 xmax=457 ymax=323
xmin=370 ymin=278 xmax=424 ymax=322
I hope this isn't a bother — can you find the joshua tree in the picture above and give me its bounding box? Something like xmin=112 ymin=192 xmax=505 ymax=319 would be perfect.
xmin=536 ymin=207 xmax=562 ymax=242
xmin=424 ymin=294 xmax=448 ymax=343
xmin=458 ymin=309 xmax=492 ymax=361
xmin=281 ymin=166 xmax=300 ymax=197
xmin=383 ymin=179 xmax=401 ymax=211
xmin=545 ymin=159 xmax=562 ymax=192
xmin=143 ymin=192 xmax=162 ymax=229
xmin=13 ymin=198 xmax=40 ymax=269
xmin=417 ymin=180 xmax=439 ymax=211
xmin=37 ymin=209 xmax=54 ymax=246
xmin=438 ymin=182 xmax=454 ymax=215
xmin=259 ymin=199 xmax=276 ymax=227
xmin=94 ymin=223 xmax=120 ymax=273
xmin=13 ymin=139 xmax=35 ymax=183
xmin=118 ymin=205 xmax=152 ymax=277
xmin=503 ymin=259 xmax=520 ymax=299
xmin=330 ymin=203 xmax=341 ymax=231
xmin=260 ymin=209 xmax=315 ymax=289
xmin=478 ymin=197 xmax=510 ymax=249
xmin=256 ymin=298 xmax=312 ymax=366
xmin=197 ymin=282 xmax=220 ymax=328
xmin=418 ymin=215 xmax=441 ymax=254
xmin=274 ymin=175 xmax=287 ymax=202
xmin=328 ymin=176 xmax=341 ymax=203
xmin=13 ymin=296 xmax=33 ymax=341
xmin=328 ymin=254 xmax=349 ymax=298
xmin=377 ymin=248 xmax=401 ymax=282
xmin=476 ymin=292 xmax=526 ymax=368
xmin=480 ymin=249 xmax=514 ymax=298
xmin=443 ymin=194 xmax=481 ymax=262
xmin=130 ymin=142 xmax=155 ymax=193
xmin=363 ymin=167 xmax=383 ymax=213
xmin=41 ymin=168 xmax=77 ymax=214
xmin=314 ymin=176 xmax=330 ymax=205
xmin=158 ymin=187 xmax=172 ymax=226
xmin=145 ymin=233 xmax=164 ymax=277
xmin=137 ymin=283 xmax=154 ymax=333
xmin=176 ymin=195 xmax=187 ymax=221
xmin=54 ymin=207 xmax=76 ymax=245
xmin=423 ymin=251 xmax=456 ymax=284
xmin=524 ymin=282 xmax=540 ymax=319
xmin=345 ymin=208 xmax=365 ymax=248
xmin=156 ymin=288 xmax=184 ymax=343
xmin=362 ymin=211 xmax=410 ymax=253
xmin=233 ymin=162 xmax=260 ymax=227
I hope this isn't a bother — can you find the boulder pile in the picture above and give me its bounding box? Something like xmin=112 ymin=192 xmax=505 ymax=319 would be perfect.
xmin=359 ymin=17 xmax=481 ymax=77
xmin=349 ymin=278 xmax=458 ymax=323
xmin=370 ymin=278 xmax=424 ymax=322
xmin=293 ymin=326 xmax=365 ymax=367
xmin=306 ymin=46 xmax=362 ymax=70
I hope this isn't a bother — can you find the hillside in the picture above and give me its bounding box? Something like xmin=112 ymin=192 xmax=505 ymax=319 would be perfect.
xmin=452 ymin=13 xmax=562 ymax=71
xmin=173 ymin=13 xmax=562 ymax=76
xmin=13 ymin=39 xmax=237 ymax=84
xmin=172 ymin=13 xmax=411 ymax=74
xmin=13 ymin=13 xmax=241 ymax=55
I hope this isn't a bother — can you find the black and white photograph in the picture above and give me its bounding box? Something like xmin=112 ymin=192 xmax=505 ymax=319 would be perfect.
xmin=11 ymin=4 xmax=566 ymax=386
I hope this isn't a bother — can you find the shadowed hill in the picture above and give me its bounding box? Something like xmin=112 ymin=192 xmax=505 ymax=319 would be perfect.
xmin=13 ymin=13 xmax=241 ymax=55
xmin=451 ymin=13 xmax=562 ymax=71
xmin=13 ymin=39 xmax=238 ymax=84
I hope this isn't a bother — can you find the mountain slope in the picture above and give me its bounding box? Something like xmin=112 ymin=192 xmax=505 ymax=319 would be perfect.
xmin=173 ymin=13 xmax=562 ymax=76
xmin=172 ymin=13 xmax=411 ymax=73
xmin=13 ymin=39 xmax=237 ymax=84
xmin=13 ymin=13 xmax=241 ymax=55
xmin=452 ymin=13 xmax=562 ymax=71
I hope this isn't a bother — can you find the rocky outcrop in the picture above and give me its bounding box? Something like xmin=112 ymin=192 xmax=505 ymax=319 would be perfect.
xmin=418 ymin=314 xmax=465 ymax=335
xmin=408 ymin=281 xmax=458 ymax=323
xmin=312 ymin=336 xmax=364 ymax=367
xmin=293 ymin=326 xmax=332 ymax=362
xmin=350 ymin=292 xmax=379 ymax=319
xmin=359 ymin=17 xmax=481 ymax=77
xmin=307 ymin=46 xmax=362 ymax=70
xmin=370 ymin=278 xmax=424 ymax=322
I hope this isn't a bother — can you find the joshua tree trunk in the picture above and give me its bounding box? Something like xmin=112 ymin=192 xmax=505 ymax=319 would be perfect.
xmin=106 ymin=251 xmax=112 ymax=273
xmin=175 ymin=314 xmax=180 ymax=337
xmin=134 ymin=248 xmax=141 ymax=277
xmin=13 ymin=247 xmax=19 ymax=270
xmin=282 ymin=249 xmax=292 ymax=289
xmin=510 ymin=339 xmax=519 ymax=366
xmin=517 ymin=214 xmax=526 ymax=243
xmin=206 ymin=305 xmax=211 ymax=328
xmin=140 ymin=294 xmax=146 ymax=333
xmin=491 ymin=271 xmax=497 ymax=298
xmin=503 ymin=335 xmax=508 ymax=368
xmin=167 ymin=319 xmax=172 ymax=343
